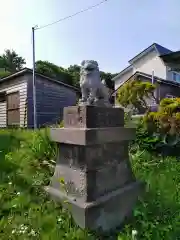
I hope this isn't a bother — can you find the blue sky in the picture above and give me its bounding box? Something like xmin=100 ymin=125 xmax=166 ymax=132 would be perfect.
xmin=0 ymin=0 xmax=180 ymax=73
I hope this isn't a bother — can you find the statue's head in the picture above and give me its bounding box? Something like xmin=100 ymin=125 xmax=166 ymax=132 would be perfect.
xmin=80 ymin=60 xmax=99 ymax=75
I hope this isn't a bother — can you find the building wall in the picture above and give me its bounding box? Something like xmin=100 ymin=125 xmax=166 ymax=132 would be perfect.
xmin=132 ymin=49 xmax=167 ymax=79
xmin=114 ymin=49 xmax=167 ymax=94
xmin=0 ymin=76 xmax=27 ymax=127
xmin=114 ymin=74 xmax=180 ymax=113
xmin=114 ymin=69 xmax=133 ymax=90
xmin=133 ymin=76 xmax=180 ymax=106
xmin=27 ymin=74 xmax=77 ymax=128
xmin=159 ymin=82 xmax=180 ymax=99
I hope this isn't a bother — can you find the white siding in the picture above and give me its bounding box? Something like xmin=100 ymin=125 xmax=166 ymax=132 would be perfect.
xmin=0 ymin=102 xmax=6 ymax=126
xmin=114 ymin=69 xmax=133 ymax=90
xmin=114 ymin=70 xmax=133 ymax=107
xmin=0 ymin=77 xmax=27 ymax=127
xmin=114 ymin=49 xmax=167 ymax=91
xmin=133 ymin=49 xmax=167 ymax=79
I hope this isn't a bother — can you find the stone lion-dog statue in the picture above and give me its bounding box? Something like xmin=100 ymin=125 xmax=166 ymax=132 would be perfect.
xmin=79 ymin=60 xmax=111 ymax=107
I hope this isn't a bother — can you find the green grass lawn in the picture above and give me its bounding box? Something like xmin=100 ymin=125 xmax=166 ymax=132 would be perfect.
xmin=0 ymin=129 xmax=180 ymax=239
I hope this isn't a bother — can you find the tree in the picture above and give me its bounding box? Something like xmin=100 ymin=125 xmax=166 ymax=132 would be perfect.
xmin=67 ymin=65 xmax=80 ymax=87
xmin=67 ymin=66 xmax=116 ymax=89
xmin=2 ymin=49 xmax=26 ymax=72
xmin=0 ymin=56 xmax=6 ymax=69
xmin=0 ymin=55 xmax=11 ymax=78
xmin=117 ymin=79 xmax=157 ymax=113
xmin=100 ymin=72 xmax=116 ymax=90
xmin=35 ymin=60 xmax=116 ymax=90
xmin=0 ymin=70 xmax=11 ymax=78
xmin=35 ymin=60 xmax=74 ymax=86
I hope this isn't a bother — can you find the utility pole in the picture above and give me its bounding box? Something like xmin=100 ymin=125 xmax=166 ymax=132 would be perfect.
xmin=30 ymin=1 xmax=107 ymax=130
xmin=32 ymin=26 xmax=37 ymax=129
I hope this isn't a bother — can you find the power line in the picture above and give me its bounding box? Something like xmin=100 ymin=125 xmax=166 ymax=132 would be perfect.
xmin=36 ymin=0 xmax=108 ymax=30
xmin=32 ymin=0 xmax=109 ymax=128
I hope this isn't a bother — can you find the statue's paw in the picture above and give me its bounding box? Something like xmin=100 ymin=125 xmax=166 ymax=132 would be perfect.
xmin=93 ymin=97 xmax=99 ymax=103
xmin=79 ymin=98 xmax=86 ymax=103
xmin=78 ymin=98 xmax=87 ymax=106
xmin=87 ymin=99 xmax=93 ymax=105
xmin=86 ymin=96 xmax=94 ymax=105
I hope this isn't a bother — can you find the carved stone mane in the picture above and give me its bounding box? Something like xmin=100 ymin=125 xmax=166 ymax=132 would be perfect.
xmin=79 ymin=60 xmax=111 ymax=107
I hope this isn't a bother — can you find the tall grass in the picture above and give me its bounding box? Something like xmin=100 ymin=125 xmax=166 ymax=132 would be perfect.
xmin=0 ymin=129 xmax=180 ymax=239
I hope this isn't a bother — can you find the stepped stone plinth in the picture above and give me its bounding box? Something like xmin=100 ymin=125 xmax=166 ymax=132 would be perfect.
xmin=46 ymin=106 xmax=143 ymax=232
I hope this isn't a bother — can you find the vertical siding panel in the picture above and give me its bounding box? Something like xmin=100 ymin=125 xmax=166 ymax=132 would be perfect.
xmin=27 ymin=74 xmax=33 ymax=128
xmin=27 ymin=74 xmax=77 ymax=128
xmin=0 ymin=76 xmax=27 ymax=127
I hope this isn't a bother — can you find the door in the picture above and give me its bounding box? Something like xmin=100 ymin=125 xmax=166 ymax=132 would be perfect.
xmin=7 ymin=92 xmax=20 ymax=127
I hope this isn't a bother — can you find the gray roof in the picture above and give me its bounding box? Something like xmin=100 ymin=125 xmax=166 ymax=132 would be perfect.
xmin=112 ymin=43 xmax=173 ymax=81
xmin=154 ymin=43 xmax=172 ymax=55
xmin=129 ymin=43 xmax=172 ymax=64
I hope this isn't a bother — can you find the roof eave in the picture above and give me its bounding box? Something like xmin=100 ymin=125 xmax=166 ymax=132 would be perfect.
xmin=160 ymin=51 xmax=180 ymax=64
xmin=128 ymin=44 xmax=156 ymax=64
xmin=0 ymin=68 xmax=80 ymax=92
xmin=111 ymin=71 xmax=180 ymax=96
xmin=112 ymin=65 xmax=133 ymax=81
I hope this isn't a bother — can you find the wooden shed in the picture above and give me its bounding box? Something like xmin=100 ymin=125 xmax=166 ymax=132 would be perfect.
xmin=0 ymin=68 xmax=79 ymax=128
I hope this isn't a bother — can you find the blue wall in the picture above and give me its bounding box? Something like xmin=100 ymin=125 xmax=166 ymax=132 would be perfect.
xmin=27 ymin=74 xmax=77 ymax=128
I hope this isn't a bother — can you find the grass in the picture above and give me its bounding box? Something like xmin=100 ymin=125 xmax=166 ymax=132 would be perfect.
xmin=0 ymin=129 xmax=180 ymax=239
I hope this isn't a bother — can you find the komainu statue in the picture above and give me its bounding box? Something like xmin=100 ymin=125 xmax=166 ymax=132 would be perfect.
xmin=79 ymin=60 xmax=111 ymax=107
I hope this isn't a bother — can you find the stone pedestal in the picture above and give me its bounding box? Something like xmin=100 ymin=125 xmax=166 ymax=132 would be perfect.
xmin=46 ymin=106 xmax=143 ymax=232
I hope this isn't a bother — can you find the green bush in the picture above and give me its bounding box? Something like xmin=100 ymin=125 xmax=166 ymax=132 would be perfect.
xmin=117 ymin=79 xmax=156 ymax=114
xmin=59 ymin=120 xmax=64 ymax=128
xmin=135 ymin=98 xmax=180 ymax=156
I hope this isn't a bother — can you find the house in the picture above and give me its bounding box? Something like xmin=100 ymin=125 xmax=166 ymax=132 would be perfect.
xmin=112 ymin=43 xmax=180 ymax=108
xmin=0 ymin=68 xmax=79 ymax=128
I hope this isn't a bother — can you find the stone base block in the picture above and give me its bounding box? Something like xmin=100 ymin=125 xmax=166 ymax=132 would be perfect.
xmin=45 ymin=180 xmax=144 ymax=232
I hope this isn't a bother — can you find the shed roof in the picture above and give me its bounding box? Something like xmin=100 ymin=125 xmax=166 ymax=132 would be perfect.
xmin=0 ymin=68 xmax=80 ymax=92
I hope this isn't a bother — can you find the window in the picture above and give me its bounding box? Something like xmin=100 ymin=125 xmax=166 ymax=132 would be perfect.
xmin=172 ymin=72 xmax=180 ymax=83
xmin=7 ymin=92 xmax=20 ymax=126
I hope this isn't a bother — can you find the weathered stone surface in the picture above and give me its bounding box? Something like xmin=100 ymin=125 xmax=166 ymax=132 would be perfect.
xmin=64 ymin=106 xmax=124 ymax=128
xmin=46 ymin=105 xmax=144 ymax=232
xmin=50 ymin=165 xmax=87 ymax=200
xmin=46 ymin=180 xmax=144 ymax=232
xmin=57 ymin=142 xmax=129 ymax=170
xmin=49 ymin=159 xmax=135 ymax=202
xmin=50 ymin=127 xmax=135 ymax=145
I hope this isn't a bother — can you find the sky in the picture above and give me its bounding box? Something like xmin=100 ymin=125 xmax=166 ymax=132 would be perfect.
xmin=0 ymin=0 xmax=180 ymax=74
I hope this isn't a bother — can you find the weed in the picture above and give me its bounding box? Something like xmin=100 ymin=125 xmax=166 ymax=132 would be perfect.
xmin=0 ymin=129 xmax=180 ymax=239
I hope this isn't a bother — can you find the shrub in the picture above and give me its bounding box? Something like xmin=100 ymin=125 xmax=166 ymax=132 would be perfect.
xmin=117 ymin=79 xmax=157 ymax=114
xmin=144 ymin=98 xmax=180 ymax=134
xmin=135 ymin=98 xmax=180 ymax=156
xmin=59 ymin=120 xmax=64 ymax=128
